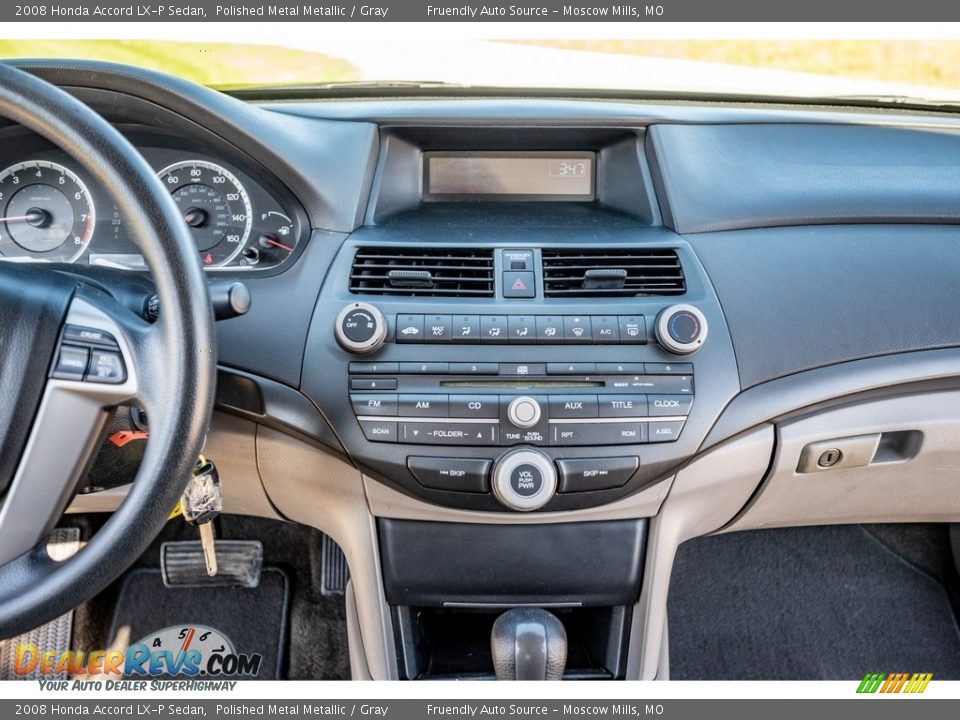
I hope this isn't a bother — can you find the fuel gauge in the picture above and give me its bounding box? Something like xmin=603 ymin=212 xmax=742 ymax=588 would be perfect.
xmin=240 ymin=210 xmax=297 ymax=269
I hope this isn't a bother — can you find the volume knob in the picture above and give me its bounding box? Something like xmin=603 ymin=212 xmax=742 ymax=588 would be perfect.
xmin=655 ymin=304 xmax=708 ymax=355
xmin=335 ymin=302 xmax=387 ymax=354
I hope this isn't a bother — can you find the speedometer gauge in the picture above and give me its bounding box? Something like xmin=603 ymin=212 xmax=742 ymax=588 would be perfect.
xmin=0 ymin=160 xmax=95 ymax=263
xmin=157 ymin=160 xmax=252 ymax=268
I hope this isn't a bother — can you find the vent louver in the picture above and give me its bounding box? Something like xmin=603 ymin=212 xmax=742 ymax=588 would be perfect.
xmin=542 ymin=248 xmax=685 ymax=298
xmin=349 ymin=247 xmax=495 ymax=297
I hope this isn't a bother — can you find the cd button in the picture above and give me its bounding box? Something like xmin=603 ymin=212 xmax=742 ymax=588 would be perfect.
xmin=448 ymin=395 xmax=499 ymax=418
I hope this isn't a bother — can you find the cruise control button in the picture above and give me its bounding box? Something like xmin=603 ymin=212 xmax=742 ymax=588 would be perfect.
xmin=562 ymin=315 xmax=592 ymax=343
xmin=399 ymin=394 xmax=448 ymax=417
xmin=400 ymin=422 xmax=498 ymax=445
xmin=87 ymin=350 xmax=126 ymax=384
xmin=452 ymin=315 xmax=481 ymax=342
xmin=618 ymin=316 xmax=647 ymax=344
xmin=598 ymin=395 xmax=648 ymax=418
xmin=648 ymin=420 xmax=685 ymax=443
xmin=63 ymin=324 xmax=119 ymax=347
xmin=591 ymin=316 xmax=620 ymax=344
xmin=360 ymin=420 xmax=397 ymax=442
xmin=396 ymin=314 xmax=424 ymax=343
xmin=52 ymin=345 xmax=89 ymax=380
xmin=551 ymin=422 xmax=647 ymax=446
xmin=351 ymin=394 xmax=398 ymax=417
xmin=448 ymin=395 xmax=499 ymax=418
xmin=557 ymin=456 xmax=639 ymax=492
xmin=648 ymin=395 xmax=694 ymax=417
xmin=408 ymin=456 xmax=491 ymax=493
xmin=549 ymin=395 xmax=598 ymax=419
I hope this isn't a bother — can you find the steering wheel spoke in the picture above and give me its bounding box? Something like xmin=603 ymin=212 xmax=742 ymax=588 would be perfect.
xmin=0 ymin=292 xmax=147 ymax=566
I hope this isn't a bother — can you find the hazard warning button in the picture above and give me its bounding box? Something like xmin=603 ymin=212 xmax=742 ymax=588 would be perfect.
xmin=502 ymin=270 xmax=536 ymax=299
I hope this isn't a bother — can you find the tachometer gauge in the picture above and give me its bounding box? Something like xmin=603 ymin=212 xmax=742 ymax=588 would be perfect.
xmin=157 ymin=160 xmax=252 ymax=268
xmin=0 ymin=160 xmax=95 ymax=263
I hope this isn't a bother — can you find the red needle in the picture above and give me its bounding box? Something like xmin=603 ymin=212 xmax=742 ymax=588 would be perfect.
xmin=263 ymin=237 xmax=294 ymax=253
xmin=0 ymin=213 xmax=42 ymax=222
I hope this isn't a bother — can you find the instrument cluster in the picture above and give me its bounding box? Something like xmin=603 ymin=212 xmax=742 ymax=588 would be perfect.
xmin=0 ymin=146 xmax=304 ymax=272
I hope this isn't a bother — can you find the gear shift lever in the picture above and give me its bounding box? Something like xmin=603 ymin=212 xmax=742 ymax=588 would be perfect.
xmin=491 ymin=608 xmax=567 ymax=680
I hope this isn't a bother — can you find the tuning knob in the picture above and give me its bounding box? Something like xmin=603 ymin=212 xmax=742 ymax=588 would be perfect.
xmin=655 ymin=304 xmax=708 ymax=355
xmin=335 ymin=302 xmax=387 ymax=354
xmin=507 ymin=396 xmax=542 ymax=429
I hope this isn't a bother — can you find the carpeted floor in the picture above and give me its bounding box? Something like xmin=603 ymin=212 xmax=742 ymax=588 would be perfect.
xmin=668 ymin=524 xmax=960 ymax=680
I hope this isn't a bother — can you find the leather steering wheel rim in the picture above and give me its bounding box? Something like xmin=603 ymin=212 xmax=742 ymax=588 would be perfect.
xmin=0 ymin=64 xmax=216 ymax=637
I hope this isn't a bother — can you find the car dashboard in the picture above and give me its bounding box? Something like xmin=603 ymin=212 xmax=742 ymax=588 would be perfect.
xmin=9 ymin=60 xmax=960 ymax=681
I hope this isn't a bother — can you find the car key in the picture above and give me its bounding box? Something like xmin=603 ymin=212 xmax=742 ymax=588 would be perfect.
xmin=180 ymin=455 xmax=222 ymax=576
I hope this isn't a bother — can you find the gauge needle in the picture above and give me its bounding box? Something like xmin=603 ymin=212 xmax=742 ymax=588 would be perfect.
xmin=260 ymin=235 xmax=294 ymax=253
xmin=0 ymin=211 xmax=46 ymax=223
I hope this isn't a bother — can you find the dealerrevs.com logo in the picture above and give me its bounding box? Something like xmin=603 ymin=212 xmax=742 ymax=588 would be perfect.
xmin=14 ymin=625 xmax=262 ymax=680
xmin=857 ymin=673 xmax=933 ymax=694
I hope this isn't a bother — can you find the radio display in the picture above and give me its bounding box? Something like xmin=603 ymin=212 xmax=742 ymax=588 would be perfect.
xmin=424 ymin=152 xmax=595 ymax=201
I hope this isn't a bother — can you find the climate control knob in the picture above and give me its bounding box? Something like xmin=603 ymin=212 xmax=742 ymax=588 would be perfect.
xmin=655 ymin=304 xmax=708 ymax=355
xmin=335 ymin=302 xmax=387 ymax=354
xmin=507 ymin=396 xmax=542 ymax=429
xmin=492 ymin=448 xmax=557 ymax=512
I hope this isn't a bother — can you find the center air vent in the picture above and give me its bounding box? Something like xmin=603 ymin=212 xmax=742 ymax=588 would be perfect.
xmin=350 ymin=247 xmax=495 ymax=297
xmin=542 ymin=248 xmax=685 ymax=298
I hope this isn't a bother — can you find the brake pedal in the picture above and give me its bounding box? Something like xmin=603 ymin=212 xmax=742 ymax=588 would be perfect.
xmin=321 ymin=534 xmax=349 ymax=596
xmin=0 ymin=528 xmax=81 ymax=680
xmin=161 ymin=540 xmax=262 ymax=588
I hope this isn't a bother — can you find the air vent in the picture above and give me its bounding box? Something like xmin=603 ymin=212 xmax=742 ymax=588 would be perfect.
xmin=350 ymin=247 xmax=495 ymax=297
xmin=542 ymin=248 xmax=685 ymax=298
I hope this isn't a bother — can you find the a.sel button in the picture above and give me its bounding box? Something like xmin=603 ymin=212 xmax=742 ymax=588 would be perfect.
xmin=648 ymin=420 xmax=685 ymax=443
xmin=448 ymin=395 xmax=499 ymax=418
xmin=648 ymin=395 xmax=694 ymax=416
xmin=360 ymin=420 xmax=397 ymax=442
xmin=408 ymin=456 xmax=491 ymax=493
xmin=557 ymin=456 xmax=639 ymax=493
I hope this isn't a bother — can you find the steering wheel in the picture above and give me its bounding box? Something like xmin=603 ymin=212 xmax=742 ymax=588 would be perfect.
xmin=0 ymin=64 xmax=216 ymax=637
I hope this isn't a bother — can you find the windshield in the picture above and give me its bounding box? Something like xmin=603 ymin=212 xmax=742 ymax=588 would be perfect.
xmin=3 ymin=38 xmax=960 ymax=103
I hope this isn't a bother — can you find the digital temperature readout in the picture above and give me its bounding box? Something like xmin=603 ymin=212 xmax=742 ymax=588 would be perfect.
xmin=425 ymin=152 xmax=595 ymax=201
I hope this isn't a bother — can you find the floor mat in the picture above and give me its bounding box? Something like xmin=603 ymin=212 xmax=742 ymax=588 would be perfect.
xmin=668 ymin=525 xmax=960 ymax=680
xmin=109 ymin=566 xmax=289 ymax=680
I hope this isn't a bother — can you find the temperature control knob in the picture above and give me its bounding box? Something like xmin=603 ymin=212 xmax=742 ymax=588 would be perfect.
xmin=335 ymin=302 xmax=387 ymax=354
xmin=507 ymin=396 xmax=542 ymax=429
xmin=655 ymin=304 xmax=708 ymax=355
xmin=492 ymin=448 xmax=557 ymax=512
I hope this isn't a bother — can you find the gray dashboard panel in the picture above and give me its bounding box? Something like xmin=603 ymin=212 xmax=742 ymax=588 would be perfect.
xmin=648 ymin=123 xmax=960 ymax=233
xmin=686 ymin=225 xmax=960 ymax=389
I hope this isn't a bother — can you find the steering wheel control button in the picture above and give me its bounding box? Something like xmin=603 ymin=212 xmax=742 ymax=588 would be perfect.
xmin=655 ymin=304 xmax=708 ymax=355
xmin=52 ymin=345 xmax=89 ymax=380
xmin=408 ymin=456 xmax=491 ymax=493
xmin=492 ymin=449 xmax=558 ymax=511
xmin=63 ymin=324 xmax=119 ymax=347
xmin=507 ymin=396 xmax=542 ymax=428
xmin=557 ymin=456 xmax=640 ymax=493
xmin=503 ymin=270 xmax=535 ymax=299
xmin=649 ymin=395 xmax=694 ymax=417
xmin=86 ymin=350 xmax=127 ymax=384
xmin=335 ymin=302 xmax=387 ymax=354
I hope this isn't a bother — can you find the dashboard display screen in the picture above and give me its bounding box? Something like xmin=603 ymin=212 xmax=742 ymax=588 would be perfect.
xmin=424 ymin=152 xmax=595 ymax=201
